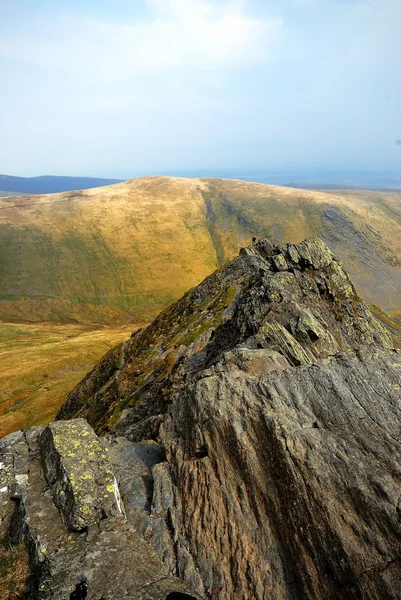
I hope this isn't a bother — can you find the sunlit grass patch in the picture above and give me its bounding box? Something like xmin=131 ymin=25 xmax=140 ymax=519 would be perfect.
xmin=0 ymin=322 xmax=138 ymax=438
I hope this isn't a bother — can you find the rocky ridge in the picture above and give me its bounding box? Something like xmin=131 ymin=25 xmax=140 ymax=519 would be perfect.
xmin=1 ymin=238 xmax=401 ymax=599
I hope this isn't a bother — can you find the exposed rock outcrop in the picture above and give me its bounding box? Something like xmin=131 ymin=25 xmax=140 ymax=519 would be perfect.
xmin=0 ymin=421 xmax=199 ymax=599
xmin=2 ymin=238 xmax=401 ymax=599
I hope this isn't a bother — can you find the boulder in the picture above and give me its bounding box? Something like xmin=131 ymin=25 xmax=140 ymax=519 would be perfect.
xmin=39 ymin=419 xmax=121 ymax=531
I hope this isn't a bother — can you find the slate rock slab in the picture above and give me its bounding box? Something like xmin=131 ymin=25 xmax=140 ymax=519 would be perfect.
xmin=39 ymin=419 xmax=122 ymax=530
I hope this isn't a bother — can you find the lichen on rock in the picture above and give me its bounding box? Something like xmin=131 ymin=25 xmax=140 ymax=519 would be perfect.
xmin=39 ymin=419 xmax=120 ymax=531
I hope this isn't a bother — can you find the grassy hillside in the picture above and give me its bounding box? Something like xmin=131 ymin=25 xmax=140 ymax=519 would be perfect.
xmin=0 ymin=177 xmax=400 ymax=323
xmin=370 ymin=305 xmax=401 ymax=347
xmin=0 ymin=322 xmax=135 ymax=438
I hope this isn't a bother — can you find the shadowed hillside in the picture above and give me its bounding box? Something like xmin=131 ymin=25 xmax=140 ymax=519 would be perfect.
xmin=0 ymin=173 xmax=122 ymax=194
xmin=0 ymin=176 xmax=400 ymax=323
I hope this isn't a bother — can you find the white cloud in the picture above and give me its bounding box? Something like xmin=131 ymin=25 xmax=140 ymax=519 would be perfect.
xmin=0 ymin=0 xmax=282 ymax=79
xmin=1 ymin=0 xmax=400 ymax=175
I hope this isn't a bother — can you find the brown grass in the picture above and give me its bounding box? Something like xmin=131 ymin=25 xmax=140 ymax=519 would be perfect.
xmin=0 ymin=543 xmax=30 ymax=600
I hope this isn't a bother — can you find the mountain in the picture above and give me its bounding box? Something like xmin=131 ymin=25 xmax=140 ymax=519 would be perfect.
xmin=0 ymin=176 xmax=400 ymax=324
xmin=1 ymin=238 xmax=400 ymax=598
xmin=0 ymin=173 xmax=122 ymax=195
xmin=286 ymin=182 xmax=401 ymax=191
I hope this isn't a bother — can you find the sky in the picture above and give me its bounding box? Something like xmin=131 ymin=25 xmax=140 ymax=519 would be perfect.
xmin=0 ymin=0 xmax=400 ymax=178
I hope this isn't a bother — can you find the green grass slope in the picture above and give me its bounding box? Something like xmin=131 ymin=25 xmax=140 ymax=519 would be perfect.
xmin=0 ymin=176 xmax=400 ymax=323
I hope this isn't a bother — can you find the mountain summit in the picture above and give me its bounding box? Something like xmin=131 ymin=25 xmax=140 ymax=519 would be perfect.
xmin=1 ymin=238 xmax=400 ymax=599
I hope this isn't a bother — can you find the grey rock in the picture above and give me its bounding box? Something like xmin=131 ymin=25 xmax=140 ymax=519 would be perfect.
xmin=272 ymin=253 xmax=288 ymax=271
xmin=108 ymin=436 xmax=163 ymax=530
xmin=297 ymin=237 xmax=333 ymax=268
xmin=6 ymin=237 xmax=401 ymax=599
xmin=108 ymin=437 xmax=206 ymax=596
xmin=39 ymin=419 xmax=121 ymax=531
xmin=156 ymin=348 xmax=401 ymax=598
xmin=0 ymin=422 xmax=201 ymax=599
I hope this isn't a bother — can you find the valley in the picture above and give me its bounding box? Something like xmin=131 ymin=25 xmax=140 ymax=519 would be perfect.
xmin=0 ymin=322 xmax=136 ymax=438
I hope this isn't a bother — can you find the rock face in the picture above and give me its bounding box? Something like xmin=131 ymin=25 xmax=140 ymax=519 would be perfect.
xmin=2 ymin=237 xmax=401 ymax=599
xmin=0 ymin=421 xmax=199 ymax=599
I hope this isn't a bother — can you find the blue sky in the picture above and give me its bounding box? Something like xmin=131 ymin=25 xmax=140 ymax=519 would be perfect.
xmin=0 ymin=0 xmax=400 ymax=178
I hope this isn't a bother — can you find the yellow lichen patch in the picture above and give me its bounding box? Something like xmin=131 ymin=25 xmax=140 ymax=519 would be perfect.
xmin=40 ymin=420 xmax=120 ymax=530
xmin=257 ymin=321 xmax=312 ymax=367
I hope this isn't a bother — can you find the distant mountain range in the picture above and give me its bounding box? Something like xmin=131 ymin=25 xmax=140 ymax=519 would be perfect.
xmin=1 ymin=169 xmax=401 ymax=195
xmin=0 ymin=174 xmax=123 ymax=195
xmin=0 ymin=176 xmax=400 ymax=324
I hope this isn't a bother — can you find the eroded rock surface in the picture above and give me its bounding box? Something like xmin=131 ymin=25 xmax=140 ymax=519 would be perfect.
xmin=3 ymin=237 xmax=401 ymax=599
xmin=0 ymin=420 xmax=199 ymax=599
xmin=56 ymin=237 xmax=401 ymax=599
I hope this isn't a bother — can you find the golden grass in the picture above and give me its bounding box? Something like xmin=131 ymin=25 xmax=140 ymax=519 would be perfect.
xmin=0 ymin=542 xmax=29 ymax=600
xmin=0 ymin=177 xmax=216 ymax=323
xmin=0 ymin=176 xmax=399 ymax=324
xmin=0 ymin=322 xmax=138 ymax=438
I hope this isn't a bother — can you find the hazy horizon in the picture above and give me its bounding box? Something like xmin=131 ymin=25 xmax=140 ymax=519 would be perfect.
xmin=2 ymin=166 xmax=401 ymax=181
xmin=2 ymin=167 xmax=401 ymax=193
xmin=1 ymin=0 xmax=401 ymax=177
